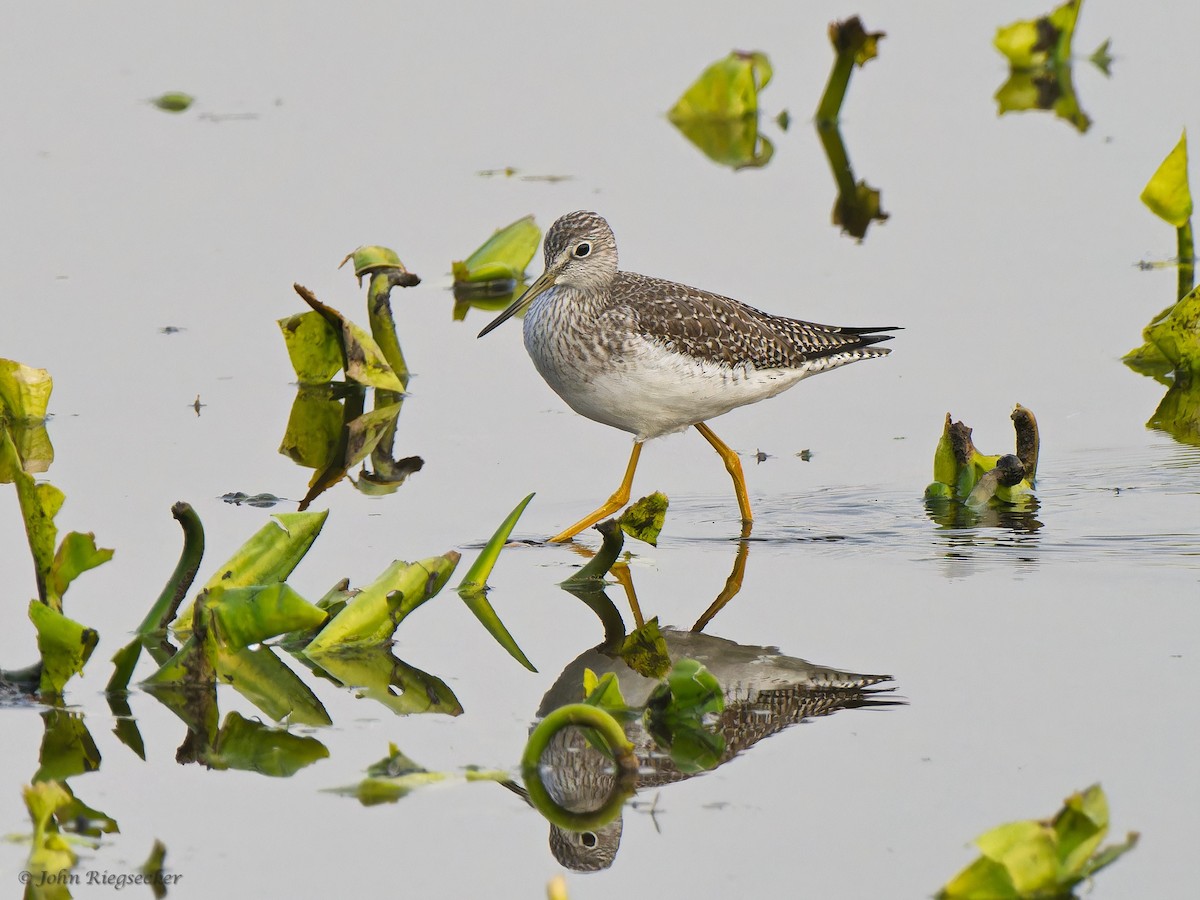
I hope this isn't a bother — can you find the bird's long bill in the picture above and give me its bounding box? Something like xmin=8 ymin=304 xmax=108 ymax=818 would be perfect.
xmin=476 ymin=269 xmax=556 ymax=338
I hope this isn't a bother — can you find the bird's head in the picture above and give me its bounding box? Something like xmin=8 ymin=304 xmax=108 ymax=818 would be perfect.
xmin=478 ymin=210 xmax=618 ymax=337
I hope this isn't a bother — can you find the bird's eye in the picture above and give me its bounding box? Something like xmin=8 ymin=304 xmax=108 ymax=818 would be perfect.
xmin=573 ymin=242 xmax=591 ymax=258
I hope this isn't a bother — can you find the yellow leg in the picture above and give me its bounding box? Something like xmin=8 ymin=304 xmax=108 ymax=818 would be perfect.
xmin=549 ymin=442 xmax=644 ymax=543
xmin=694 ymin=422 xmax=753 ymax=525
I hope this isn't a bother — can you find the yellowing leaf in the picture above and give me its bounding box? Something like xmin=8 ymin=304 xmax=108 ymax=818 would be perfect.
xmin=278 ymin=312 xmax=344 ymax=385
xmin=668 ymin=51 xmax=772 ymax=121
xmin=1141 ymin=130 xmax=1193 ymax=228
xmin=0 ymin=358 xmax=52 ymax=421
xmin=1144 ymin=278 xmax=1200 ymax=375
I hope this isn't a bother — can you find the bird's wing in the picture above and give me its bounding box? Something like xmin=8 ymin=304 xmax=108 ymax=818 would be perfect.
xmin=613 ymin=273 xmax=896 ymax=370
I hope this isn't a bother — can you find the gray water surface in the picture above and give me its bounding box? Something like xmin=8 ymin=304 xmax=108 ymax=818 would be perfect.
xmin=2 ymin=2 xmax=1198 ymax=898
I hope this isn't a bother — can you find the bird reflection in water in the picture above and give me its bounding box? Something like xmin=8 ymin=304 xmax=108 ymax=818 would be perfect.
xmin=514 ymin=538 xmax=900 ymax=871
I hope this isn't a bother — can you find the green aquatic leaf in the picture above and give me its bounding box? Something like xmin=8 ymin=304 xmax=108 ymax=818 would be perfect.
xmin=141 ymin=840 xmax=168 ymax=900
xmin=456 ymin=493 xmax=535 ymax=591
xmin=583 ymin=669 xmax=628 ymax=711
xmin=668 ymin=114 xmax=774 ymax=170
xmin=331 ymin=743 xmax=508 ymax=806
xmin=152 ymin=91 xmax=194 ymax=112
xmin=619 ymin=617 xmax=670 ymax=679
xmin=47 ymin=531 xmax=113 ymax=606
xmin=172 ymin=510 xmax=328 ymax=634
xmin=278 ymin=384 xmax=347 ymax=470
xmin=618 ymin=491 xmax=667 ymax=546
xmin=294 ymin=284 xmax=406 ymax=392
xmin=937 ymin=784 xmax=1138 ymax=899
xmin=0 ymin=358 xmax=52 ymax=422
xmin=669 ymin=51 xmax=772 ymax=121
xmin=214 ymin=643 xmax=331 ymax=725
xmin=278 ymin=311 xmax=344 ymax=385
xmin=1141 ymin=130 xmax=1192 ymax=228
xmin=1053 ymin=784 xmax=1108 ymax=878
xmin=644 ymin=658 xmax=725 ymax=774
xmin=994 ymin=0 xmax=1082 ymax=70
xmin=452 ymin=215 xmax=541 ymax=284
xmin=1143 ymin=282 xmax=1200 ymax=375
xmin=456 ymin=496 xmax=537 ymax=669
xmin=207 ymin=583 xmax=327 ymax=649
xmin=455 ymin=494 xmax=537 ymax=670
xmin=23 ymin=780 xmax=77 ymax=880
xmin=205 ymin=711 xmax=329 ymax=776
xmin=34 ymin=707 xmax=101 ymax=783
xmin=304 ymin=552 xmax=460 ymax=653
xmin=305 ymin=647 xmax=462 ymax=716
xmin=1147 ymin=376 xmax=1200 ymax=445
xmin=29 ymin=600 xmax=98 ymax=695
xmin=204 ymin=510 xmax=328 ymax=590
xmin=925 ymin=410 xmax=1036 ymax=505
xmin=994 ymin=66 xmax=1091 ymax=133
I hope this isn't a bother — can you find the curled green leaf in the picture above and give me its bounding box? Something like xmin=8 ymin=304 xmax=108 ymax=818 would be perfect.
xmin=452 ymin=215 xmax=541 ymax=284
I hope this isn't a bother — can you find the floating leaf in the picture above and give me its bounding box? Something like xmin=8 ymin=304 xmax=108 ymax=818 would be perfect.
xmin=331 ymin=744 xmax=506 ymax=806
xmin=937 ymin=784 xmax=1138 ymax=899
xmin=293 ymin=284 xmax=406 ymax=392
xmin=669 ymin=51 xmax=772 ymax=121
xmin=994 ymin=0 xmax=1082 ymax=70
xmin=152 ymin=92 xmax=194 ymax=112
xmin=924 ymin=409 xmax=1037 ymax=506
xmin=30 ymin=600 xmax=98 ymax=695
xmin=174 ymin=510 xmax=328 ymax=634
xmin=1141 ymin=130 xmax=1192 ymax=228
xmin=452 ymin=215 xmax=541 ymax=284
xmin=617 ymin=492 xmax=667 ymax=546
xmin=0 ymin=358 xmax=52 ymax=422
xmin=205 ymin=510 xmax=328 ymax=590
xmin=305 ymin=552 xmax=459 ymax=653
xmin=619 ymin=617 xmax=670 ymax=679
xmin=278 ymin=311 xmax=344 ymax=385
xmin=1138 ymin=283 xmax=1200 ymax=376
xmin=207 ymin=583 xmax=327 ymax=649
